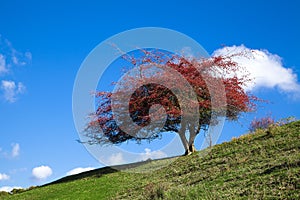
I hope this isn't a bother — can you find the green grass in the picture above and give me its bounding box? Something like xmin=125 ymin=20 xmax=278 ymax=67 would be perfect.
xmin=1 ymin=121 xmax=299 ymax=199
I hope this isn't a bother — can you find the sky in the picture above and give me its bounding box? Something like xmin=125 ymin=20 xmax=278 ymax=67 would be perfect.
xmin=1 ymin=0 xmax=300 ymax=192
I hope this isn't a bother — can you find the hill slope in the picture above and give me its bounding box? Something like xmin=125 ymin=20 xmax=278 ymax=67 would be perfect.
xmin=1 ymin=121 xmax=299 ymax=199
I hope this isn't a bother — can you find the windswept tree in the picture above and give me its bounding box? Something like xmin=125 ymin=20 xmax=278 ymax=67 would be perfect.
xmin=85 ymin=49 xmax=258 ymax=155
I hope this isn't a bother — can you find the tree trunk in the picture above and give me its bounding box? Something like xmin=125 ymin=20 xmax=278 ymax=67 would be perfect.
xmin=184 ymin=149 xmax=192 ymax=156
xmin=187 ymin=123 xmax=197 ymax=154
xmin=189 ymin=143 xmax=196 ymax=153
xmin=179 ymin=122 xmax=200 ymax=156
xmin=180 ymin=134 xmax=191 ymax=155
xmin=179 ymin=122 xmax=191 ymax=155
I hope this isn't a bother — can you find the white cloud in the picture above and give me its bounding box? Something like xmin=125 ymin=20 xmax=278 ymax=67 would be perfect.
xmin=32 ymin=165 xmax=52 ymax=180
xmin=213 ymin=45 xmax=300 ymax=94
xmin=138 ymin=148 xmax=167 ymax=161
xmin=0 ymin=186 xmax=22 ymax=193
xmin=0 ymin=173 xmax=10 ymax=181
xmin=11 ymin=143 xmax=20 ymax=158
xmin=1 ymin=80 xmax=26 ymax=103
xmin=106 ymin=153 xmax=126 ymax=165
xmin=66 ymin=167 xmax=95 ymax=176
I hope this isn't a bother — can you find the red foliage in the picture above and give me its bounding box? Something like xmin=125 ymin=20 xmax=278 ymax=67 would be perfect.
xmin=85 ymin=49 xmax=258 ymax=150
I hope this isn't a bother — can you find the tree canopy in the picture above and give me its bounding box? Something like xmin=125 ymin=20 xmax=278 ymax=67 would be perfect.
xmin=84 ymin=49 xmax=258 ymax=155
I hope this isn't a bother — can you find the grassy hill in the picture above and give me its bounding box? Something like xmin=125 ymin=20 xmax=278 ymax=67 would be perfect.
xmin=1 ymin=121 xmax=299 ymax=199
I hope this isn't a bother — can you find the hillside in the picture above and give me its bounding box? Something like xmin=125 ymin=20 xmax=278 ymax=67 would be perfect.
xmin=1 ymin=121 xmax=299 ymax=199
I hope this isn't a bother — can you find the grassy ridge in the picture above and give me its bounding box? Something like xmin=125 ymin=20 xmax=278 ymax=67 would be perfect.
xmin=1 ymin=121 xmax=299 ymax=199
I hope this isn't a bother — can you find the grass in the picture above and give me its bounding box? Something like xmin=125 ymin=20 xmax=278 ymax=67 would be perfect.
xmin=1 ymin=121 xmax=299 ymax=199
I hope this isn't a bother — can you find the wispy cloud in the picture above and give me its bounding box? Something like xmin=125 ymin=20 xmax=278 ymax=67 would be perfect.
xmin=32 ymin=165 xmax=53 ymax=180
xmin=11 ymin=143 xmax=20 ymax=158
xmin=0 ymin=35 xmax=31 ymax=103
xmin=0 ymin=173 xmax=10 ymax=181
xmin=8 ymin=167 xmax=27 ymax=175
xmin=0 ymin=143 xmax=21 ymax=159
xmin=213 ymin=45 xmax=300 ymax=95
xmin=0 ymin=54 xmax=8 ymax=74
xmin=66 ymin=167 xmax=95 ymax=176
xmin=1 ymin=80 xmax=26 ymax=103
xmin=0 ymin=36 xmax=31 ymax=67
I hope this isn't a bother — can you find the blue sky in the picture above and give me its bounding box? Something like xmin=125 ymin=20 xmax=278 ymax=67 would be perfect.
xmin=1 ymin=0 xmax=300 ymax=191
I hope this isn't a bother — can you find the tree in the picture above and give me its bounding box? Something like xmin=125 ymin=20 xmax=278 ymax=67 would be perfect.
xmin=84 ymin=49 xmax=258 ymax=155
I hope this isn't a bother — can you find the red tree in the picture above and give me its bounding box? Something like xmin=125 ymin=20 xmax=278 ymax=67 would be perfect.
xmin=85 ymin=49 xmax=257 ymax=155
